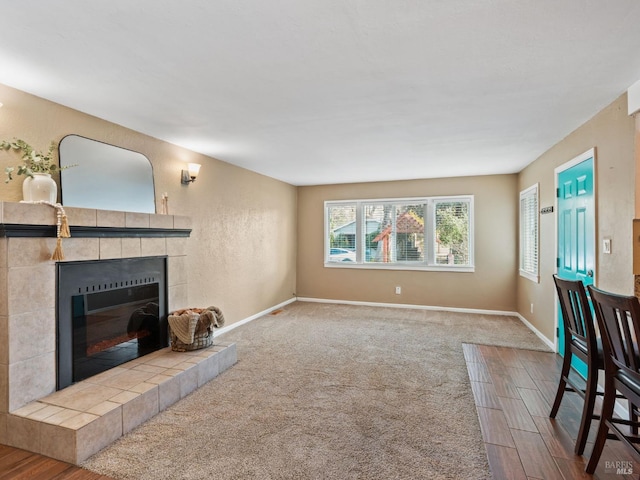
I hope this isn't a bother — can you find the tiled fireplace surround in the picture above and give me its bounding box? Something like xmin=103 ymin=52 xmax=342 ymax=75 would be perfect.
xmin=0 ymin=202 xmax=237 ymax=464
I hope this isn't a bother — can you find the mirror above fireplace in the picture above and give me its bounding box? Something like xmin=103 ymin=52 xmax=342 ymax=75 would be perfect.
xmin=59 ymin=134 xmax=156 ymax=213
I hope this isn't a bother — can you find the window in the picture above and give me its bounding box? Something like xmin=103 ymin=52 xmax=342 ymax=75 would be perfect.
xmin=325 ymin=196 xmax=473 ymax=271
xmin=519 ymin=184 xmax=539 ymax=282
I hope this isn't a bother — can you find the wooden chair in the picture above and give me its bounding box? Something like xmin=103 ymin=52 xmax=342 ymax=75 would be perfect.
xmin=586 ymin=285 xmax=640 ymax=474
xmin=549 ymin=275 xmax=603 ymax=455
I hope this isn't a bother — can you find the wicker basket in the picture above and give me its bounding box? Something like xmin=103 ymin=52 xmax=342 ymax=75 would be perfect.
xmin=170 ymin=328 xmax=213 ymax=352
xmin=168 ymin=308 xmax=220 ymax=352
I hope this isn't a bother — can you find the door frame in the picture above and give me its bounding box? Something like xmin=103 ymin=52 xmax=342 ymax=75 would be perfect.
xmin=553 ymin=147 xmax=597 ymax=352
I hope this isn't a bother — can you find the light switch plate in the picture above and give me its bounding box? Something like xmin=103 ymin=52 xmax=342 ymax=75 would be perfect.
xmin=603 ymin=238 xmax=611 ymax=254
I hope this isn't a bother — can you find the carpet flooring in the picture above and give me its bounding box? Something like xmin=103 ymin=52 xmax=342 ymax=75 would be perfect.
xmin=82 ymin=302 xmax=550 ymax=480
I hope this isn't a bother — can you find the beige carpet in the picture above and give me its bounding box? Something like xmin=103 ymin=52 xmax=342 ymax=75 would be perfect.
xmin=83 ymin=301 xmax=550 ymax=480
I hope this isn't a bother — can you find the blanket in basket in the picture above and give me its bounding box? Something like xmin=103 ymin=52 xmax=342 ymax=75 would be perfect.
xmin=168 ymin=306 xmax=225 ymax=351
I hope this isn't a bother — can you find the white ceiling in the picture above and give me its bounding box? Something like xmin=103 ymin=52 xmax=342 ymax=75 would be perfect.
xmin=1 ymin=1 xmax=640 ymax=186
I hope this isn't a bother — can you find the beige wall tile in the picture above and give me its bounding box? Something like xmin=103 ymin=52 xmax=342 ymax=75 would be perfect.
xmin=0 ymin=316 xmax=7 ymax=364
xmin=28 ymin=404 xmax=65 ymax=421
xmin=0 ymin=365 xmax=7 ymax=412
xmin=64 ymin=207 xmax=97 ymax=227
xmin=122 ymin=237 xmax=142 ymax=258
xmin=167 ymin=237 xmax=188 ymax=257
xmin=3 ymin=203 xmax=54 ymax=225
xmin=13 ymin=401 xmax=50 ymax=418
xmin=56 ymin=238 xmax=99 ymax=262
xmin=197 ymin=354 xmax=219 ymax=387
xmin=99 ymin=237 xmax=122 ymax=259
xmin=129 ymin=382 xmax=157 ymax=394
xmin=76 ymin=406 xmax=123 ymax=463
xmin=7 ymin=265 xmax=55 ymax=315
xmin=8 ymin=309 xmax=56 ymax=364
xmin=6 ymin=414 xmax=40 ymax=452
xmin=141 ymin=237 xmax=166 ymax=256
xmin=8 ymin=352 xmax=56 ymax=411
xmin=95 ymin=369 xmax=155 ymax=391
xmin=168 ymin=255 xmax=187 ymax=286
xmin=0 ymin=412 xmax=6 ymax=444
xmin=86 ymin=400 xmax=121 ymax=417
xmin=179 ymin=367 xmax=198 ymax=398
xmin=125 ymin=212 xmax=150 ymax=228
xmin=218 ymin=343 xmax=238 ymax=373
xmin=46 ymin=383 xmax=122 ymax=412
xmin=150 ymin=214 xmax=174 ymax=229
xmin=39 ymin=422 xmax=76 ymax=464
xmin=97 ymin=209 xmax=125 ymax=227
xmin=41 ymin=408 xmax=84 ymax=426
xmin=109 ymin=390 xmax=139 ymax=404
xmin=0 ymin=239 xmax=7 ymax=268
xmin=7 ymin=238 xmax=58 ymax=267
xmin=0 ymin=268 xmax=6 ymax=316
xmin=122 ymin=387 xmax=158 ymax=434
xmin=158 ymin=376 xmax=180 ymax=411
xmin=59 ymin=412 xmax=98 ymax=430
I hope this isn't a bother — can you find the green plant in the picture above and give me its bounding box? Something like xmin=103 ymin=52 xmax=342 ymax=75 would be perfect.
xmin=0 ymin=138 xmax=71 ymax=183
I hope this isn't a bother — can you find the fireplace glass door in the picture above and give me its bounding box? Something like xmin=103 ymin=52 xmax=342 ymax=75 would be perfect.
xmin=72 ymin=283 xmax=162 ymax=382
xmin=57 ymin=256 xmax=168 ymax=389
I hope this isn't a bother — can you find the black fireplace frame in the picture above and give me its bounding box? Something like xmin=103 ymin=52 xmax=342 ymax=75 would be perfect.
xmin=56 ymin=256 xmax=168 ymax=390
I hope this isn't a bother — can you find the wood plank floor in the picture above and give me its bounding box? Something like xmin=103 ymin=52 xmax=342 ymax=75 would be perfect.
xmin=2 ymin=343 xmax=638 ymax=479
xmin=464 ymin=343 xmax=640 ymax=480
xmin=0 ymin=444 xmax=114 ymax=480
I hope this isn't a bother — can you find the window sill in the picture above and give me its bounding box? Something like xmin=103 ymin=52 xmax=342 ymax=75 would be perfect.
xmin=519 ymin=270 xmax=540 ymax=283
xmin=324 ymin=263 xmax=475 ymax=273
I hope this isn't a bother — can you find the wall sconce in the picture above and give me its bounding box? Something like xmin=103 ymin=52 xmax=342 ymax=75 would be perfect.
xmin=181 ymin=163 xmax=201 ymax=185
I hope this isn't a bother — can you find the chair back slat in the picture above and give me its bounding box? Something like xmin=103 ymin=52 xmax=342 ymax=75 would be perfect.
xmin=588 ymin=286 xmax=640 ymax=377
xmin=553 ymin=275 xmax=595 ymax=345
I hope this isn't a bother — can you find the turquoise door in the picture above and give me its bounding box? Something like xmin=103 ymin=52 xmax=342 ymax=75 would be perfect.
xmin=557 ymin=153 xmax=595 ymax=378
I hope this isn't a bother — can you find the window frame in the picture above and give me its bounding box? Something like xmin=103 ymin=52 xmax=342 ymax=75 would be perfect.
xmin=324 ymin=195 xmax=474 ymax=272
xmin=519 ymin=183 xmax=539 ymax=283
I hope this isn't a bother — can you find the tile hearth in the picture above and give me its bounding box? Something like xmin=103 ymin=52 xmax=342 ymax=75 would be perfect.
xmin=5 ymin=342 xmax=236 ymax=465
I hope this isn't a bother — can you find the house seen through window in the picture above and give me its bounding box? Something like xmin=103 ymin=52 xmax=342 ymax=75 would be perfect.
xmin=326 ymin=196 xmax=473 ymax=270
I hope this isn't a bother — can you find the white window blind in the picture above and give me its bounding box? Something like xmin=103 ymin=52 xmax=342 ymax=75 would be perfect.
xmin=519 ymin=184 xmax=539 ymax=282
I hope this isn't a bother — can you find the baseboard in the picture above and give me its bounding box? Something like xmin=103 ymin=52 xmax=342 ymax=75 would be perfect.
xmin=297 ymin=296 xmax=555 ymax=351
xmin=514 ymin=313 xmax=555 ymax=351
xmin=296 ymin=296 xmax=517 ymax=316
xmin=215 ymin=297 xmax=297 ymax=337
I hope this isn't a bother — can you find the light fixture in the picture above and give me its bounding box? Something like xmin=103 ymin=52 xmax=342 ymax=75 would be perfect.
xmin=181 ymin=163 xmax=201 ymax=184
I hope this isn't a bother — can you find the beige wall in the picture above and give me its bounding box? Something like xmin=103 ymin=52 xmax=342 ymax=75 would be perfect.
xmin=0 ymin=83 xmax=297 ymax=325
xmin=517 ymin=93 xmax=635 ymax=342
xmin=297 ymin=175 xmax=518 ymax=311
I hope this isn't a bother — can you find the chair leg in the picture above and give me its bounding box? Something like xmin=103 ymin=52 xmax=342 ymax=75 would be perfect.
xmin=575 ymin=366 xmax=598 ymax=455
xmin=630 ymin=402 xmax=639 ymax=436
xmin=550 ymin=351 xmax=572 ymax=418
xmin=585 ymin=378 xmax=616 ymax=474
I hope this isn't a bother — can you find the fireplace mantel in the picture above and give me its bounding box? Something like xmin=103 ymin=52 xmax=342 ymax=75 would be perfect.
xmin=0 ymin=201 xmax=192 ymax=236
xmin=0 ymin=200 xmax=195 ymax=458
xmin=0 ymin=224 xmax=191 ymax=238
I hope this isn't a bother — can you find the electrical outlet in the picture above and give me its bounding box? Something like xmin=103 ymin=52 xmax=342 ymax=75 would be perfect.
xmin=395 ymin=286 xmax=401 ymax=295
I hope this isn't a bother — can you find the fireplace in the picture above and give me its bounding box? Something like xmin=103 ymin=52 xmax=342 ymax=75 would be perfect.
xmin=57 ymin=256 xmax=168 ymax=390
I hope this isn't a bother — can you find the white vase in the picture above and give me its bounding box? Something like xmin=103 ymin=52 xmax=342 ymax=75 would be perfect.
xmin=23 ymin=173 xmax=57 ymax=203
